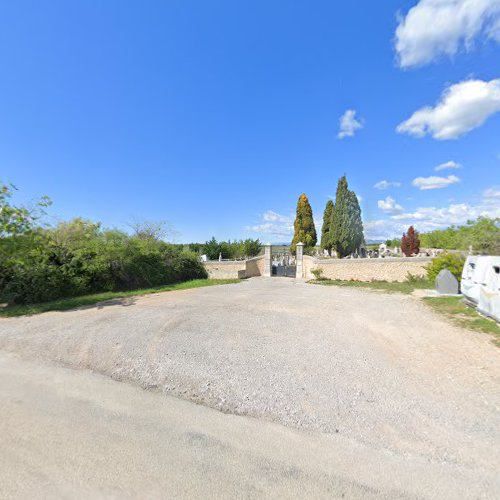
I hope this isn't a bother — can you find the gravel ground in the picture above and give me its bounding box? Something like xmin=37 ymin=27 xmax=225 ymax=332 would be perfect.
xmin=0 ymin=278 xmax=499 ymax=495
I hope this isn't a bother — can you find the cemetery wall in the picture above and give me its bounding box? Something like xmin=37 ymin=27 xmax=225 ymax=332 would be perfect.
xmin=245 ymin=255 xmax=265 ymax=277
xmin=203 ymin=261 xmax=247 ymax=279
xmin=304 ymin=256 xmax=431 ymax=282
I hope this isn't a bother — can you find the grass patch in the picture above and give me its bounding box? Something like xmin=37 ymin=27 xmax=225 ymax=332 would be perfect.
xmin=308 ymin=278 xmax=432 ymax=295
xmin=0 ymin=279 xmax=240 ymax=318
xmin=423 ymin=296 xmax=500 ymax=345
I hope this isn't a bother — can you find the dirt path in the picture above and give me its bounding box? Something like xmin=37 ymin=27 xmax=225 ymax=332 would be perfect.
xmin=0 ymin=278 xmax=499 ymax=497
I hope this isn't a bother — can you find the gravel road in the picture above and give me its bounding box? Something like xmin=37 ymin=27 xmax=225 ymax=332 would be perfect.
xmin=1 ymin=277 xmax=499 ymax=497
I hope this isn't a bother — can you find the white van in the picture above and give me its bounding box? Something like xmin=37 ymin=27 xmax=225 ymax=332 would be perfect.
xmin=477 ymin=257 xmax=500 ymax=322
xmin=460 ymin=256 xmax=478 ymax=303
xmin=463 ymin=256 xmax=493 ymax=306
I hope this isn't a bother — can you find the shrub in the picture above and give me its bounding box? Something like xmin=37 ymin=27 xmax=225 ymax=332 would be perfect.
xmin=311 ymin=268 xmax=325 ymax=280
xmin=426 ymin=253 xmax=466 ymax=283
xmin=0 ymin=219 xmax=208 ymax=305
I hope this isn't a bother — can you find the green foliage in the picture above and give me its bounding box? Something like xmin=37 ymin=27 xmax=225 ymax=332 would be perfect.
xmin=0 ymin=217 xmax=208 ymax=305
xmin=202 ymin=237 xmax=261 ymax=260
xmin=424 ymin=296 xmax=500 ymax=344
xmin=385 ymin=238 xmax=400 ymax=247
xmin=310 ymin=276 xmax=431 ymax=294
xmin=310 ymin=268 xmax=325 ymax=280
xmin=425 ymin=253 xmax=466 ymax=283
xmin=330 ymin=176 xmax=364 ymax=258
xmin=0 ymin=182 xmax=51 ymax=239
xmin=291 ymin=193 xmax=317 ymax=254
xmin=320 ymin=200 xmax=334 ymax=254
xmin=420 ymin=217 xmax=500 ymax=254
xmin=321 ymin=201 xmax=334 ymax=251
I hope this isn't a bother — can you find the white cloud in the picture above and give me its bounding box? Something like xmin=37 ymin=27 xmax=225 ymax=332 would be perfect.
xmin=337 ymin=109 xmax=364 ymax=139
xmin=434 ymin=160 xmax=462 ymax=171
xmin=395 ymin=0 xmax=500 ymax=68
xmin=365 ymin=187 xmax=500 ymax=239
xmin=245 ymin=210 xmax=294 ymax=238
xmin=483 ymin=186 xmax=500 ymax=199
xmin=412 ymin=174 xmax=460 ymax=190
xmin=378 ymin=196 xmax=404 ymax=214
xmin=397 ymin=78 xmax=500 ymax=140
xmin=374 ymin=180 xmax=402 ymax=190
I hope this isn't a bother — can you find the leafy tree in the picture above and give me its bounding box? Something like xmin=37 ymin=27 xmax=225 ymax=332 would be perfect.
xmin=401 ymin=225 xmax=420 ymax=256
xmin=385 ymin=238 xmax=400 ymax=247
xmin=203 ymin=237 xmax=221 ymax=260
xmin=127 ymin=219 xmax=178 ymax=241
xmin=330 ymin=176 xmax=364 ymax=258
xmin=0 ymin=182 xmax=51 ymax=238
xmin=291 ymin=193 xmax=317 ymax=254
xmin=418 ymin=217 xmax=499 ymax=254
xmin=320 ymin=200 xmax=334 ymax=255
xmin=201 ymin=237 xmax=261 ymax=260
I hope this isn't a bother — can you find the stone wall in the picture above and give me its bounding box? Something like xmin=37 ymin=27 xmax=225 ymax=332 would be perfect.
xmin=203 ymin=261 xmax=246 ymax=279
xmin=203 ymin=256 xmax=265 ymax=279
xmin=245 ymin=255 xmax=264 ymax=277
xmin=303 ymin=256 xmax=431 ymax=282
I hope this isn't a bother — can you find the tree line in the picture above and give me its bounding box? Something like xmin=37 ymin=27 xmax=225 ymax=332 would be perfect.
xmin=291 ymin=175 xmax=364 ymax=258
xmin=189 ymin=237 xmax=262 ymax=260
xmin=0 ymin=182 xmax=207 ymax=305
xmin=385 ymin=218 xmax=499 ymax=255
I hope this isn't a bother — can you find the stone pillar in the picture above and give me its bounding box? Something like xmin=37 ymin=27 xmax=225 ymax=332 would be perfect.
xmin=296 ymin=242 xmax=304 ymax=279
xmin=264 ymin=243 xmax=272 ymax=277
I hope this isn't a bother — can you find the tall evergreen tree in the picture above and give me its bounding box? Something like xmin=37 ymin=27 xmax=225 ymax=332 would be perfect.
xmin=291 ymin=193 xmax=317 ymax=254
xmin=320 ymin=199 xmax=334 ymax=255
xmin=330 ymin=175 xmax=364 ymax=258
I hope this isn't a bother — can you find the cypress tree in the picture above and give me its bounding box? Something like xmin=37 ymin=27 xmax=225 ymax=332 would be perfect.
xmin=291 ymin=193 xmax=317 ymax=254
xmin=330 ymin=175 xmax=364 ymax=258
xmin=347 ymin=189 xmax=364 ymax=252
xmin=320 ymin=199 xmax=334 ymax=255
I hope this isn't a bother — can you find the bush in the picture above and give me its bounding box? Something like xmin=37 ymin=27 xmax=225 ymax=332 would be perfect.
xmin=311 ymin=268 xmax=325 ymax=280
xmin=426 ymin=253 xmax=466 ymax=283
xmin=0 ymin=219 xmax=208 ymax=305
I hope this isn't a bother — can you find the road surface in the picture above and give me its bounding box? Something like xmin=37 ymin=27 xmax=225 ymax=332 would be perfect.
xmin=0 ymin=278 xmax=499 ymax=498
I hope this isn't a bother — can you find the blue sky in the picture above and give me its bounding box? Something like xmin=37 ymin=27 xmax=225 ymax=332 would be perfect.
xmin=1 ymin=0 xmax=499 ymax=242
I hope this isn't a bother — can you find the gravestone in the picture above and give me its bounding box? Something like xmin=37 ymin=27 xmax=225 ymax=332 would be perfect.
xmin=436 ymin=269 xmax=459 ymax=295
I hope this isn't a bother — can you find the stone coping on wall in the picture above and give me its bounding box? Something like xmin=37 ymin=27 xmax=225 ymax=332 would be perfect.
xmin=310 ymin=256 xmax=432 ymax=264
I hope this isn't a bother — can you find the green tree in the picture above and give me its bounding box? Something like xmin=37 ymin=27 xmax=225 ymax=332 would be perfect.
xmin=0 ymin=182 xmax=51 ymax=238
xmin=330 ymin=176 xmax=364 ymax=258
xmin=320 ymin=200 xmax=334 ymax=255
xmin=291 ymin=193 xmax=317 ymax=254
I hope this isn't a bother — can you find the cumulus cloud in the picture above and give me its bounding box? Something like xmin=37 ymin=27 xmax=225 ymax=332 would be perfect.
xmin=483 ymin=186 xmax=500 ymax=199
xmin=412 ymin=174 xmax=460 ymax=190
xmin=395 ymin=0 xmax=500 ymax=68
xmin=434 ymin=160 xmax=462 ymax=171
xmin=397 ymin=78 xmax=500 ymax=140
xmin=378 ymin=196 xmax=404 ymax=214
xmin=365 ymin=187 xmax=500 ymax=239
xmin=374 ymin=180 xmax=402 ymax=190
xmin=245 ymin=210 xmax=294 ymax=238
xmin=337 ymin=109 xmax=364 ymax=139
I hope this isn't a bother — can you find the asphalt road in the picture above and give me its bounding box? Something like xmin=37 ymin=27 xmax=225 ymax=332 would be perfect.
xmin=0 ymin=278 xmax=499 ymax=498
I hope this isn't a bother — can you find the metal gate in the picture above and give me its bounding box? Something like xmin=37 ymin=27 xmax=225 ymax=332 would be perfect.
xmin=272 ymin=252 xmax=296 ymax=278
